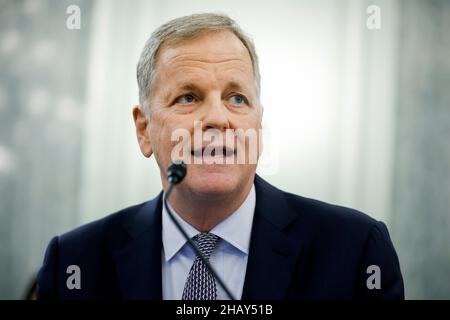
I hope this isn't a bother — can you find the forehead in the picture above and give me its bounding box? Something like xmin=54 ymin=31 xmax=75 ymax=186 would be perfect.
xmin=153 ymin=30 xmax=254 ymax=87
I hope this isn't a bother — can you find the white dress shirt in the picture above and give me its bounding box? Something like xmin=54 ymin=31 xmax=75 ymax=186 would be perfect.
xmin=161 ymin=184 xmax=256 ymax=300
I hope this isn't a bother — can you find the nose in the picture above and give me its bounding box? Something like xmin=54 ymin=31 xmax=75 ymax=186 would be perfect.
xmin=201 ymin=94 xmax=230 ymax=131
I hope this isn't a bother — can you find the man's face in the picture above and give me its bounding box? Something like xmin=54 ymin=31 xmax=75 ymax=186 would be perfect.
xmin=135 ymin=30 xmax=262 ymax=196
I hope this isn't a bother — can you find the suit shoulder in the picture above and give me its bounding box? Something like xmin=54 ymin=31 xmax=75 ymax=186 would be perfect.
xmin=282 ymin=190 xmax=382 ymax=235
xmin=56 ymin=201 xmax=148 ymax=251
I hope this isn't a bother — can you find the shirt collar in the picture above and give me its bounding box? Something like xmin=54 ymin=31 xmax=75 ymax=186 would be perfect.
xmin=162 ymin=184 xmax=256 ymax=262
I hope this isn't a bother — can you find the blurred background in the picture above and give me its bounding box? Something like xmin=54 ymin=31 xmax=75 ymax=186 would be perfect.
xmin=0 ymin=0 xmax=449 ymax=299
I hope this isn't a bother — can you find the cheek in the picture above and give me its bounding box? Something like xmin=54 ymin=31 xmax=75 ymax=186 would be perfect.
xmin=151 ymin=115 xmax=191 ymax=161
xmin=229 ymin=115 xmax=261 ymax=162
xmin=231 ymin=110 xmax=261 ymax=127
xmin=233 ymin=115 xmax=261 ymax=138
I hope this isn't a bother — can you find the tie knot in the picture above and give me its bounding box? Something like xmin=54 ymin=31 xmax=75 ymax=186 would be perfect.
xmin=193 ymin=233 xmax=220 ymax=259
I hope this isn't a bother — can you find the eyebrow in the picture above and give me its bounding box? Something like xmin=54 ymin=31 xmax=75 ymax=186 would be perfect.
xmin=226 ymin=81 xmax=249 ymax=93
xmin=171 ymin=80 xmax=250 ymax=94
xmin=175 ymin=82 xmax=200 ymax=92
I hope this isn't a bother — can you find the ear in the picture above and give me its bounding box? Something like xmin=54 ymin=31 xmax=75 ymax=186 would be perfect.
xmin=132 ymin=106 xmax=153 ymax=158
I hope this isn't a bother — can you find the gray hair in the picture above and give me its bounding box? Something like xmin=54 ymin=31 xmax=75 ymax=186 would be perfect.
xmin=136 ymin=13 xmax=261 ymax=115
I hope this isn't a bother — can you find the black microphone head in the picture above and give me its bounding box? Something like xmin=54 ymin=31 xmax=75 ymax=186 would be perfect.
xmin=167 ymin=160 xmax=187 ymax=185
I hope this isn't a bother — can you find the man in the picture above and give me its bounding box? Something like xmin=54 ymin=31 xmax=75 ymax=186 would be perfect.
xmin=37 ymin=13 xmax=404 ymax=300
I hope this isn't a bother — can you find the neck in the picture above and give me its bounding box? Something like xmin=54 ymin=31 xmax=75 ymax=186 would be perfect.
xmin=166 ymin=175 xmax=255 ymax=232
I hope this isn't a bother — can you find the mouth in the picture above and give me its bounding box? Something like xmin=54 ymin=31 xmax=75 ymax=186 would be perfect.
xmin=191 ymin=146 xmax=236 ymax=158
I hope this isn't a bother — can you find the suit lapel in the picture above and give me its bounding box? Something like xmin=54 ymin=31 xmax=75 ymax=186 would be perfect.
xmin=111 ymin=193 xmax=163 ymax=299
xmin=241 ymin=175 xmax=304 ymax=299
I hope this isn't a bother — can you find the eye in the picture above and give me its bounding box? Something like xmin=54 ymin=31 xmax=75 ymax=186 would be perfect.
xmin=228 ymin=94 xmax=247 ymax=107
xmin=175 ymin=94 xmax=196 ymax=105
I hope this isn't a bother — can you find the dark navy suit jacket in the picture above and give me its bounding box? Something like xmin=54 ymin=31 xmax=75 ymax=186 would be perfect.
xmin=37 ymin=175 xmax=404 ymax=299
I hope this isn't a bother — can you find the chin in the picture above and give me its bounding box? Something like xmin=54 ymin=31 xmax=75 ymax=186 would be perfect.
xmin=184 ymin=164 xmax=242 ymax=196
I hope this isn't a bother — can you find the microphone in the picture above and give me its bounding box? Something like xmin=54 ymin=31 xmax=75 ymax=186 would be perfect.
xmin=167 ymin=159 xmax=187 ymax=185
xmin=163 ymin=160 xmax=235 ymax=300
